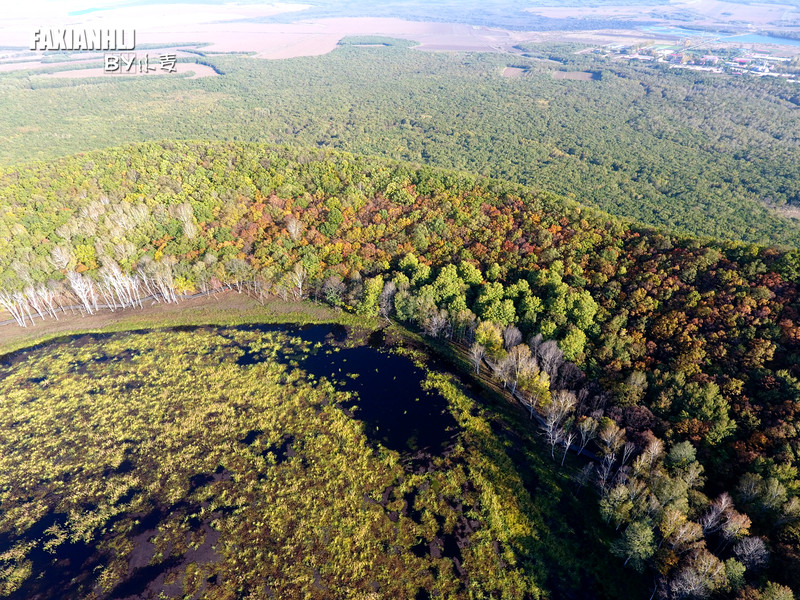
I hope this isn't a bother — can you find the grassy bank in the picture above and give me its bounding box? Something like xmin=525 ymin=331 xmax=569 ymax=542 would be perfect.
xmin=0 ymin=293 xmax=378 ymax=356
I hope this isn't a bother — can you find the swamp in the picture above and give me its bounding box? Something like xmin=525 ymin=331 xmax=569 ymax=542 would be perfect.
xmin=0 ymin=323 xmax=557 ymax=599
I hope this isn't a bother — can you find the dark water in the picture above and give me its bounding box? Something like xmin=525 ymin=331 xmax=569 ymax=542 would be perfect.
xmin=296 ymin=336 xmax=458 ymax=453
xmin=4 ymin=322 xmax=458 ymax=454
xmin=2 ymin=323 xmax=461 ymax=600
xmin=237 ymin=322 xmax=459 ymax=453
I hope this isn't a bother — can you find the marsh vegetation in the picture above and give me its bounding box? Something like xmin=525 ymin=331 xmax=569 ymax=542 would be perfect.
xmin=0 ymin=323 xmax=635 ymax=599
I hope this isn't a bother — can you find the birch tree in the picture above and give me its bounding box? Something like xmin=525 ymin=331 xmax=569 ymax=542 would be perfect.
xmin=0 ymin=290 xmax=30 ymax=326
xmin=469 ymin=343 xmax=485 ymax=375
xmin=67 ymin=270 xmax=98 ymax=314
xmin=290 ymin=262 xmax=306 ymax=300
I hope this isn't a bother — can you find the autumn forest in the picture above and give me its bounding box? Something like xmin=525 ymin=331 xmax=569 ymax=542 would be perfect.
xmin=1 ymin=16 xmax=800 ymax=600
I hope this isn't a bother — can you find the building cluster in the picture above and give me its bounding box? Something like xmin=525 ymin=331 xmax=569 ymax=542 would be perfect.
xmin=595 ymin=43 xmax=800 ymax=82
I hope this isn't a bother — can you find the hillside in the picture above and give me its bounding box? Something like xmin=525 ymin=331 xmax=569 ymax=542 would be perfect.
xmin=1 ymin=42 xmax=800 ymax=244
xmin=1 ymin=140 xmax=799 ymax=598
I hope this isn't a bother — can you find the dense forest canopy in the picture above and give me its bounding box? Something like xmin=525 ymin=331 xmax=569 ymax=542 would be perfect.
xmin=1 ymin=140 xmax=800 ymax=597
xmin=2 ymin=42 xmax=800 ymax=245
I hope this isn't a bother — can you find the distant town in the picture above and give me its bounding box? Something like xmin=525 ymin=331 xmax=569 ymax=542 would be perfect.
xmin=595 ymin=40 xmax=800 ymax=82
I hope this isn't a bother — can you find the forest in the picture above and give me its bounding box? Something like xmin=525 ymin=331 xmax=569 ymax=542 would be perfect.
xmin=1 ymin=140 xmax=799 ymax=598
xmin=1 ymin=42 xmax=800 ymax=245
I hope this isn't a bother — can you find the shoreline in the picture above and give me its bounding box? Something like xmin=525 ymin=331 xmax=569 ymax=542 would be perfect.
xmin=0 ymin=291 xmax=375 ymax=355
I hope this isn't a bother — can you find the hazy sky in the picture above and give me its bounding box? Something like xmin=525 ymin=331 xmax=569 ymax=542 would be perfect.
xmin=4 ymin=0 xmax=308 ymax=20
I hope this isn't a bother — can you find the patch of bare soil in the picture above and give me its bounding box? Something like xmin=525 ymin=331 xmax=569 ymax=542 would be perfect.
xmin=775 ymin=204 xmax=800 ymax=219
xmin=552 ymin=70 xmax=597 ymax=81
xmin=501 ymin=66 xmax=528 ymax=77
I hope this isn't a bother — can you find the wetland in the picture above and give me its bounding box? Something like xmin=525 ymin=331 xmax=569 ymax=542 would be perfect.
xmin=0 ymin=323 xmax=551 ymax=599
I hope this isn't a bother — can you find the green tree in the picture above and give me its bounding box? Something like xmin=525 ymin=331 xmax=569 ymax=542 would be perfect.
xmin=612 ymin=520 xmax=655 ymax=572
xmin=475 ymin=321 xmax=504 ymax=360
xmin=356 ymin=275 xmax=384 ymax=317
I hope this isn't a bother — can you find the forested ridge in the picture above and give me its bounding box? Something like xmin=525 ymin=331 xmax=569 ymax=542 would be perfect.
xmin=2 ymin=140 xmax=800 ymax=598
xmin=2 ymin=42 xmax=800 ymax=245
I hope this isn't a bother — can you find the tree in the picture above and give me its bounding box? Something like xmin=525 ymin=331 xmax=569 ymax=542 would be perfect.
xmin=49 ymin=244 xmax=73 ymax=270
xmin=601 ymin=485 xmax=634 ymax=530
xmin=699 ymin=493 xmax=733 ymax=536
xmin=658 ymin=507 xmax=688 ymax=548
xmin=290 ymin=262 xmax=307 ymax=300
xmin=469 ymin=343 xmax=485 ymax=375
xmin=612 ymin=520 xmax=655 ymax=572
xmin=285 ymin=216 xmax=303 ymax=241
xmin=761 ymin=582 xmax=795 ymax=600
xmin=422 ymin=309 xmax=449 ymax=338
xmin=67 ymin=270 xmax=98 ymax=314
xmin=378 ymin=280 xmax=397 ymax=319
xmin=561 ymin=430 xmax=576 ymax=466
xmin=475 ymin=321 xmax=504 ymax=360
xmin=0 ymin=290 xmax=31 ymax=327
xmin=322 ymin=275 xmax=345 ymax=307
xmin=670 ymin=518 xmax=703 ymax=551
xmin=723 ymin=558 xmax=746 ymax=593
xmin=98 ymin=263 xmax=142 ymax=309
xmin=356 ymin=275 xmax=384 ymax=317
xmin=457 ymin=261 xmax=483 ymax=286
xmin=503 ymin=325 xmax=522 ymax=350
xmin=670 ymin=550 xmax=725 ymax=599
xmin=140 ymin=258 xmax=178 ymax=303
xmin=641 ymin=438 xmax=664 ymax=473
xmin=542 ymin=390 xmax=576 ymax=459
xmin=536 ymin=339 xmax=564 ymax=379
xmin=675 ymin=381 xmax=735 ymax=445
xmin=619 ymin=371 xmax=648 ymax=406
xmin=599 ymin=419 xmax=625 ymax=456
xmin=225 ymin=258 xmax=252 ymax=292
xmin=577 ymin=416 xmax=598 ymax=455
xmin=171 ymin=202 xmax=197 ymax=239
xmin=560 ymin=326 xmax=587 ymax=361
xmin=734 ymin=536 xmax=769 ymax=571
xmin=720 ymin=510 xmax=751 ymax=547
xmin=666 ymin=441 xmax=697 ymax=471
xmin=517 ymin=366 xmax=550 ymax=419
xmin=501 ymin=343 xmax=533 ymax=395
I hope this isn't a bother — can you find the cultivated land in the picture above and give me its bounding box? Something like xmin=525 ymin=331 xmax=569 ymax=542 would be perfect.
xmin=501 ymin=65 xmax=528 ymax=77
xmin=551 ymin=70 xmax=597 ymax=80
